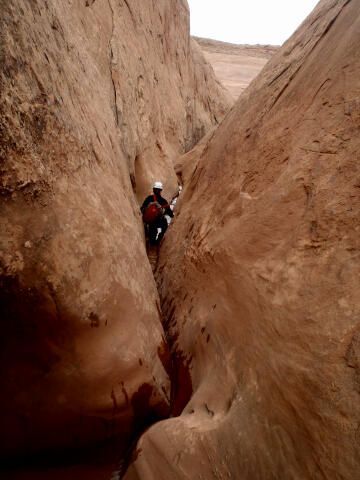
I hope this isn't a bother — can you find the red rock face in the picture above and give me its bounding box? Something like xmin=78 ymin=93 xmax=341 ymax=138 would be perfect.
xmin=105 ymin=0 xmax=232 ymax=202
xmin=125 ymin=0 xmax=360 ymax=478
xmin=0 ymin=0 xmax=230 ymax=458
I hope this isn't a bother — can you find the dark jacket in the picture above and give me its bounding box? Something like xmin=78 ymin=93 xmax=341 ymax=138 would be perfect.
xmin=141 ymin=193 xmax=174 ymax=218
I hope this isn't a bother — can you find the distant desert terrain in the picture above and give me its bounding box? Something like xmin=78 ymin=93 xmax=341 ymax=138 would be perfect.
xmin=194 ymin=36 xmax=279 ymax=99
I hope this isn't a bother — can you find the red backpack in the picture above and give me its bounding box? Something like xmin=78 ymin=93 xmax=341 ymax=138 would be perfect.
xmin=142 ymin=194 xmax=170 ymax=224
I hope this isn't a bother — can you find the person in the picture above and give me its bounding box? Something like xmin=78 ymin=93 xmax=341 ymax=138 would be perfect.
xmin=141 ymin=181 xmax=174 ymax=245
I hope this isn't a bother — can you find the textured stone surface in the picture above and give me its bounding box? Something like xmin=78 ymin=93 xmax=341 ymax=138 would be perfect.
xmin=194 ymin=36 xmax=279 ymax=98
xmin=0 ymin=0 xmax=230 ymax=457
xmin=125 ymin=0 xmax=360 ymax=478
xmin=105 ymin=0 xmax=232 ymax=202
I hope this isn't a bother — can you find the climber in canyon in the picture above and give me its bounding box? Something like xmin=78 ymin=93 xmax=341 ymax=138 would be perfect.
xmin=141 ymin=181 xmax=174 ymax=245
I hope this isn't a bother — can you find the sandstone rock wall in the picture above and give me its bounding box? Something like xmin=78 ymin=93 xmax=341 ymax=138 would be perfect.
xmin=0 ymin=0 xmax=230 ymax=457
xmin=125 ymin=0 xmax=360 ymax=478
xmin=107 ymin=0 xmax=232 ymax=202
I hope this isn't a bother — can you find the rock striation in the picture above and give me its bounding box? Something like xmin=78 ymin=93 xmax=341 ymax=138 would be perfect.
xmin=0 ymin=0 xmax=230 ymax=458
xmin=194 ymin=36 xmax=279 ymax=99
xmin=125 ymin=0 xmax=360 ymax=478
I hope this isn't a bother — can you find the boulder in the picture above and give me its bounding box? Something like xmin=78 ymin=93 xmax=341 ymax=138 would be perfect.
xmin=125 ymin=0 xmax=360 ymax=478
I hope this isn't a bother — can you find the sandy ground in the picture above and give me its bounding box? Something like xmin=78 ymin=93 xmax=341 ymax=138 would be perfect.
xmin=194 ymin=37 xmax=279 ymax=99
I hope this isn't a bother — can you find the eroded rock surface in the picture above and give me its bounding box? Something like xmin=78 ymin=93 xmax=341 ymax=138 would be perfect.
xmin=0 ymin=0 xmax=230 ymax=458
xmin=106 ymin=0 xmax=232 ymax=202
xmin=125 ymin=0 xmax=360 ymax=478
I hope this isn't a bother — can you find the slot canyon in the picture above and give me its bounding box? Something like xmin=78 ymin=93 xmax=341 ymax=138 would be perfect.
xmin=1 ymin=0 xmax=360 ymax=479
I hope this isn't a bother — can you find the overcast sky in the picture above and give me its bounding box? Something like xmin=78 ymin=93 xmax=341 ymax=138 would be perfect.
xmin=187 ymin=0 xmax=320 ymax=46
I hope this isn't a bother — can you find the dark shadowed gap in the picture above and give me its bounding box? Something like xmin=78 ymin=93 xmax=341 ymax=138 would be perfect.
xmin=115 ymin=189 xmax=193 ymax=478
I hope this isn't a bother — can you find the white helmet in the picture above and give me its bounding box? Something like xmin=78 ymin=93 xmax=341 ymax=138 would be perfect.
xmin=153 ymin=181 xmax=163 ymax=190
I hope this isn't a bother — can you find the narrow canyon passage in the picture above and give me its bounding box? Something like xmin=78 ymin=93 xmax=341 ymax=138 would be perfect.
xmin=0 ymin=0 xmax=231 ymax=477
xmin=123 ymin=1 xmax=360 ymax=479
xmin=2 ymin=1 xmax=360 ymax=479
